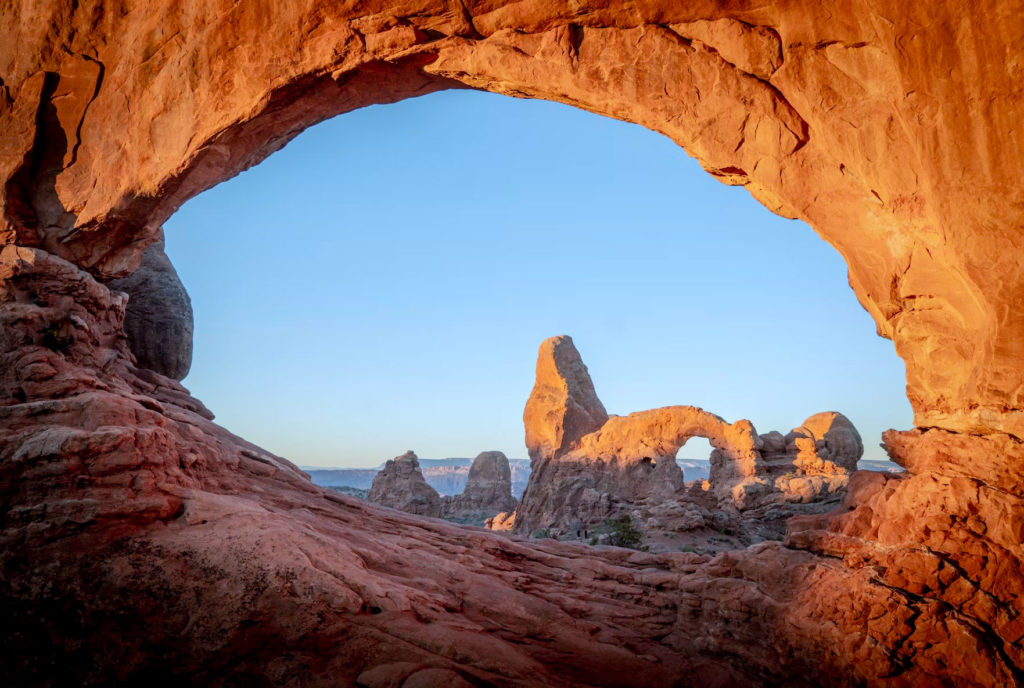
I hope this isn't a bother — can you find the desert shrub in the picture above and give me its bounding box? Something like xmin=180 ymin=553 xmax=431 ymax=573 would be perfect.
xmin=602 ymin=515 xmax=643 ymax=550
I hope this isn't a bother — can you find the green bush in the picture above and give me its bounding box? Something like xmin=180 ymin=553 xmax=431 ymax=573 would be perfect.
xmin=604 ymin=515 xmax=643 ymax=550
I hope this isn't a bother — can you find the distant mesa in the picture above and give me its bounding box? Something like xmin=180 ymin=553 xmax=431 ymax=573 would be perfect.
xmin=510 ymin=335 xmax=864 ymax=553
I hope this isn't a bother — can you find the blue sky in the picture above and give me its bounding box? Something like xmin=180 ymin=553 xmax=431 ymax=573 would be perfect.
xmin=164 ymin=89 xmax=912 ymax=467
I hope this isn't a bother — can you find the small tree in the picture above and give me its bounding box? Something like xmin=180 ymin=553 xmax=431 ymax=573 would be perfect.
xmin=606 ymin=515 xmax=643 ymax=549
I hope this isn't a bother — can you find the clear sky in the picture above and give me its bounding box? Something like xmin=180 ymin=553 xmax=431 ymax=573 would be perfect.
xmin=164 ymin=89 xmax=913 ymax=468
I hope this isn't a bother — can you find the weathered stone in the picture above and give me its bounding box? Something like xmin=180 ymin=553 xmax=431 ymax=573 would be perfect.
xmin=441 ymin=450 xmax=516 ymax=523
xmin=1 ymin=2 xmax=1023 ymax=686
xmin=515 ymin=337 xmax=859 ymax=543
xmin=523 ymin=335 xmax=608 ymax=462
xmin=367 ymin=451 xmax=441 ymax=518
xmin=786 ymin=411 xmax=864 ymax=473
xmin=485 ymin=510 xmax=516 ymax=532
xmin=106 ymin=236 xmax=193 ymax=380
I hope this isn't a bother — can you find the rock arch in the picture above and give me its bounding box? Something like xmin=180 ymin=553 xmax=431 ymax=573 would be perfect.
xmin=1 ymin=3 xmax=1023 ymax=686
xmin=516 ymin=336 xmax=860 ymax=533
xmin=571 ymin=407 xmax=762 ymax=470
xmin=5 ymin=1 xmax=1021 ymax=441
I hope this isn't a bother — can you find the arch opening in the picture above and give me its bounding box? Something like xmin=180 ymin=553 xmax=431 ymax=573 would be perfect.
xmin=3 ymin=5 xmax=1021 ymax=685
xmin=673 ymin=437 xmax=714 ymax=482
xmin=157 ymin=89 xmax=911 ymax=471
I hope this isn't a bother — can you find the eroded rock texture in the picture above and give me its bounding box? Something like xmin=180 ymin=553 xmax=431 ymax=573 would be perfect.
xmin=441 ymin=450 xmax=517 ymax=524
xmin=523 ymin=335 xmax=608 ymax=462
xmin=1 ymin=2 xmax=1022 ymax=686
xmin=106 ymin=235 xmax=193 ymax=380
xmin=367 ymin=450 xmax=442 ymax=518
xmin=515 ymin=336 xmax=861 ymax=545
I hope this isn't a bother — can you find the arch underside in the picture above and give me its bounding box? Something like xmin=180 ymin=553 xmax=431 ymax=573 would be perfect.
xmin=1 ymin=2 xmax=1022 ymax=686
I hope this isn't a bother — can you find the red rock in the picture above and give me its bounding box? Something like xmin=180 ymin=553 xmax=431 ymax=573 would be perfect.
xmin=1 ymin=3 xmax=1022 ymax=685
xmin=516 ymin=337 xmax=860 ymax=539
xmin=106 ymin=235 xmax=193 ymax=380
xmin=367 ymin=451 xmax=442 ymax=518
xmin=523 ymin=335 xmax=607 ymax=462
xmin=786 ymin=411 xmax=864 ymax=473
xmin=441 ymin=450 xmax=516 ymax=523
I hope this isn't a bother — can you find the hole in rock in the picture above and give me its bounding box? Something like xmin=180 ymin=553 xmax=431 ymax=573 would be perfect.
xmin=163 ymin=90 xmax=912 ymax=472
xmin=673 ymin=438 xmax=715 ymax=483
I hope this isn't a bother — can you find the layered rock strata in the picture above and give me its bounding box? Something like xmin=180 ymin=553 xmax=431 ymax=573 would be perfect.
xmin=367 ymin=451 xmax=442 ymax=518
xmin=441 ymin=450 xmax=517 ymax=524
xmin=1 ymin=2 xmax=1022 ymax=686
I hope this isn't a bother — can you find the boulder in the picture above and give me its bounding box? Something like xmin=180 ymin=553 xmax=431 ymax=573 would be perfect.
xmin=106 ymin=236 xmax=193 ymax=380
xmin=785 ymin=411 xmax=864 ymax=473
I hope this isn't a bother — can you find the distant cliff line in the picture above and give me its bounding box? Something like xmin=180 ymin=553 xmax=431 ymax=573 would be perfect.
xmin=304 ymin=458 xmax=900 ymax=498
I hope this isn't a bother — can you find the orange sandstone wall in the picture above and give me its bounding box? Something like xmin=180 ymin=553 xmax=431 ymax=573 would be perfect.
xmin=1 ymin=2 xmax=1023 ymax=686
xmin=2 ymin=1 xmax=1023 ymax=435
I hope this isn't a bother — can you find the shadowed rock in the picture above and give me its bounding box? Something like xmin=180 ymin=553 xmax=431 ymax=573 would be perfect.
xmin=106 ymin=236 xmax=193 ymax=380
xmin=367 ymin=451 xmax=441 ymax=518
xmin=441 ymin=451 xmax=517 ymax=523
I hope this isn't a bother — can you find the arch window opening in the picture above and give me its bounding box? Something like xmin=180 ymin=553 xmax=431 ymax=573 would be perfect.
xmin=162 ymin=89 xmax=912 ymax=477
xmin=673 ymin=437 xmax=715 ymax=484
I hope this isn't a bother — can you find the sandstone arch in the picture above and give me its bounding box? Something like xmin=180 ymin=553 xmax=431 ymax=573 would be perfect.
xmin=517 ymin=336 xmax=854 ymax=534
xmin=5 ymin=2 xmax=1022 ymax=440
xmin=571 ymin=407 xmax=762 ymax=470
xmin=1 ymin=3 xmax=1023 ymax=686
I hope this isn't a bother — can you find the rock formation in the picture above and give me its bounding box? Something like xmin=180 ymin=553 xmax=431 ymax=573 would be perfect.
xmin=515 ymin=336 xmax=860 ymax=543
xmin=486 ymin=510 xmax=517 ymax=532
xmin=1 ymin=2 xmax=1023 ymax=686
xmin=523 ymin=335 xmax=609 ymax=461
xmin=440 ymin=450 xmax=517 ymax=524
xmin=106 ymin=235 xmax=193 ymax=380
xmin=367 ymin=451 xmax=442 ymax=518
xmin=753 ymin=411 xmax=865 ymax=503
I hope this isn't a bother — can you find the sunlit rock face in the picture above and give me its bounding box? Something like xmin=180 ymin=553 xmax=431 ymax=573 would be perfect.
xmin=1 ymin=2 xmax=1022 ymax=686
xmin=367 ymin=451 xmax=442 ymax=518
xmin=523 ymin=335 xmax=608 ymax=462
xmin=515 ymin=336 xmax=861 ymax=541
